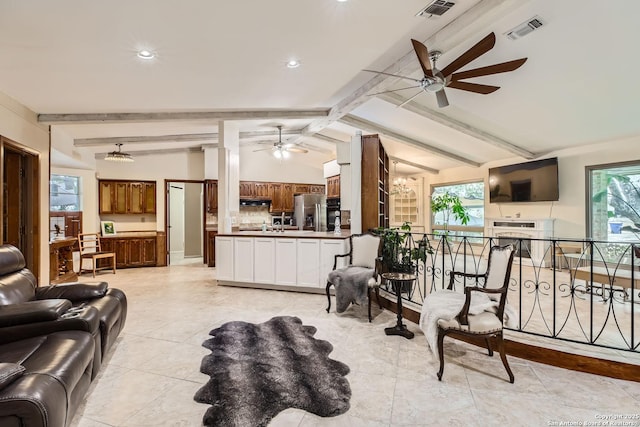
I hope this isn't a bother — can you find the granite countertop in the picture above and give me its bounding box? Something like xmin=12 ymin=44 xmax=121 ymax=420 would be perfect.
xmin=217 ymin=230 xmax=352 ymax=239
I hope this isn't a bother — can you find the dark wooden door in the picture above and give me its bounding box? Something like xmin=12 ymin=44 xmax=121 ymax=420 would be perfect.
xmin=205 ymin=180 xmax=218 ymax=213
xmin=142 ymin=238 xmax=156 ymax=265
xmin=3 ymin=150 xmax=23 ymax=249
xmin=127 ymin=238 xmax=144 ymax=266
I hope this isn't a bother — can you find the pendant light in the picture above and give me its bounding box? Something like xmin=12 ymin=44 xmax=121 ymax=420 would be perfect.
xmin=105 ymin=144 xmax=134 ymax=162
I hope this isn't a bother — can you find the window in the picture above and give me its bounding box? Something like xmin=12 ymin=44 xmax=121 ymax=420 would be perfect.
xmin=50 ymin=174 xmax=81 ymax=211
xmin=587 ymin=162 xmax=640 ymax=242
xmin=431 ymin=181 xmax=484 ymax=238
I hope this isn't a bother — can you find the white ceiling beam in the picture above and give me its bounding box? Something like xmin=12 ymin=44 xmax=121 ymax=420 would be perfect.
xmin=39 ymin=110 xmax=329 ymax=124
xmin=289 ymin=0 xmax=525 ymax=142
xmin=377 ymin=92 xmax=536 ymax=159
xmin=95 ymin=146 xmax=206 ymax=158
xmin=389 ymin=156 xmax=439 ymax=174
xmin=339 ymin=114 xmax=481 ymax=167
xmin=311 ymin=133 xmax=348 ymax=144
xmin=75 ymin=129 xmax=302 ymax=147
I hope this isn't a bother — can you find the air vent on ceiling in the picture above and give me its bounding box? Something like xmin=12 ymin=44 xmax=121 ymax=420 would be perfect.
xmin=505 ymin=16 xmax=545 ymax=40
xmin=416 ymin=1 xmax=455 ymax=17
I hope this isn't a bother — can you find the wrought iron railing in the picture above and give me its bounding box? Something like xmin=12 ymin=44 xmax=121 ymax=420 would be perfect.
xmin=376 ymin=230 xmax=639 ymax=354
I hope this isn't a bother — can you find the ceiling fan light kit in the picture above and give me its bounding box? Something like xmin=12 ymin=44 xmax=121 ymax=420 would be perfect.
xmin=253 ymin=125 xmax=308 ymax=159
xmin=365 ymin=32 xmax=527 ymax=108
xmin=105 ymin=143 xmax=134 ymax=162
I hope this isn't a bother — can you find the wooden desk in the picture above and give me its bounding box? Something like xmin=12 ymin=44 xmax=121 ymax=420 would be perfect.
xmin=49 ymin=237 xmax=78 ymax=284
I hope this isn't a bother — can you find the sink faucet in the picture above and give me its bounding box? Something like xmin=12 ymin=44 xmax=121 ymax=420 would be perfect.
xmin=281 ymin=212 xmax=285 ymax=232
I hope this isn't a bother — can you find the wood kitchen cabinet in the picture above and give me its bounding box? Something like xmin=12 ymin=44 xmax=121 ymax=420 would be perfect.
xmin=293 ymin=184 xmax=310 ymax=194
xmin=326 ymin=175 xmax=340 ymax=199
xmin=101 ymin=235 xmax=157 ymax=268
xmin=254 ymin=182 xmax=270 ymax=199
xmin=206 ymin=230 xmax=217 ymax=267
xmin=282 ymin=183 xmax=295 ymax=212
xmin=205 ymin=180 xmax=218 ymax=213
xmin=239 ymin=181 xmax=271 ymax=200
xmin=309 ymin=185 xmax=325 ymax=194
xmin=99 ymin=180 xmax=156 ymax=214
xmin=239 ymin=181 xmax=255 ymax=198
xmin=269 ymin=183 xmax=283 ymax=212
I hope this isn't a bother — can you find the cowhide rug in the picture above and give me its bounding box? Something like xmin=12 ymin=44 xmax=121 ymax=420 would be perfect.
xmin=194 ymin=316 xmax=351 ymax=426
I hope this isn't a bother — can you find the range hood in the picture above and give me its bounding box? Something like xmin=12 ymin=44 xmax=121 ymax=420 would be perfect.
xmin=240 ymin=200 xmax=271 ymax=207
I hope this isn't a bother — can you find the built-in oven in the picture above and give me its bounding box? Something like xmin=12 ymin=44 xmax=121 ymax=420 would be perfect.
xmin=327 ymin=198 xmax=340 ymax=231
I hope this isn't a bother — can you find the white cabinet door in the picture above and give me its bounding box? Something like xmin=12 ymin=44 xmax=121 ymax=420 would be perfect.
xmin=215 ymin=236 xmax=234 ymax=281
xmin=254 ymin=238 xmax=275 ymax=284
xmin=320 ymin=239 xmax=348 ymax=286
xmin=233 ymin=237 xmax=254 ymax=282
xmin=275 ymin=238 xmax=297 ymax=285
xmin=297 ymin=239 xmax=321 ymax=287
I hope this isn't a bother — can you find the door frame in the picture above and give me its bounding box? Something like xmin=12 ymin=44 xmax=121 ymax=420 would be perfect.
xmin=1 ymin=136 xmax=40 ymax=276
xmin=164 ymin=179 xmax=204 ymax=265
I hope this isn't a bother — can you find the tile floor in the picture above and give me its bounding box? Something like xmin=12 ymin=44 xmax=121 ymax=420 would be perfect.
xmin=70 ymin=262 xmax=640 ymax=427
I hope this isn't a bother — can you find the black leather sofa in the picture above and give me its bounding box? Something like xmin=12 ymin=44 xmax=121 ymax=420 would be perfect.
xmin=0 ymin=244 xmax=128 ymax=427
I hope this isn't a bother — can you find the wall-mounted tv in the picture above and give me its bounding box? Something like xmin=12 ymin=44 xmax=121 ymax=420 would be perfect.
xmin=488 ymin=157 xmax=559 ymax=203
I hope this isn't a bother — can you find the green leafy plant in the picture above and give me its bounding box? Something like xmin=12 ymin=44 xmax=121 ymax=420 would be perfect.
xmin=430 ymin=192 xmax=470 ymax=236
xmin=376 ymin=222 xmax=432 ymax=274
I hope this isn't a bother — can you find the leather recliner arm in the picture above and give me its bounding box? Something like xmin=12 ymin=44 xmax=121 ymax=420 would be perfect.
xmin=0 ymin=299 xmax=71 ymax=327
xmin=35 ymin=281 xmax=108 ymax=302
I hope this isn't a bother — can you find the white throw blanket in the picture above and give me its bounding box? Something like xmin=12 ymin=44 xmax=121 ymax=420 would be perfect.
xmin=419 ymin=290 xmax=518 ymax=359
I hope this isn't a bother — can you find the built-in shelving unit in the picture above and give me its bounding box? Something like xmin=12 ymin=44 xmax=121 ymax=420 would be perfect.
xmin=361 ymin=134 xmax=389 ymax=232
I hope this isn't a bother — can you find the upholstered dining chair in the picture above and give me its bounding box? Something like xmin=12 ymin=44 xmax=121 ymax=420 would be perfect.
xmin=77 ymin=233 xmax=116 ymax=277
xmin=422 ymin=244 xmax=516 ymax=383
xmin=326 ymin=233 xmax=383 ymax=322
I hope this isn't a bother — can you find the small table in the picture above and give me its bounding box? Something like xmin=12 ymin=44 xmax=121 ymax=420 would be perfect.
xmin=381 ymin=272 xmax=415 ymax=339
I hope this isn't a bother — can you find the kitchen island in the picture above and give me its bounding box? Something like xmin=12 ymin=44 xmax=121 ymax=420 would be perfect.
xmin=215 ymin=230 xmax=352 ymax=293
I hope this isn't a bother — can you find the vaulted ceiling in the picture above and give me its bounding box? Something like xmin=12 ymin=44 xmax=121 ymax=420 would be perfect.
xmin=1 ymin=0 xmax=638 ymax=175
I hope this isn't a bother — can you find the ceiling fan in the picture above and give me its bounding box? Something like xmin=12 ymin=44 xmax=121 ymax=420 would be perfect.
xmin=253 ymin=125 xmax=308 ymax=159
xmin=364 ymin=32 xmax=527 ymax=108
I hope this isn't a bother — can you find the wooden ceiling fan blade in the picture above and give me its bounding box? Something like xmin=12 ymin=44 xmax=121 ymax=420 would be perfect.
xmin=451 ymin=58 xmax=527 ymax=81
xmin=362 ymin=69 xmax=421 ymax=83
xmin=368 ymin=85 xmax=420 ymax=96
xmin=447 ymin=80 xmax=500 ymax=94
xmin=435 ymin=89 xmax=449 ymax=108
xmin=411 ymin=39 xmax=433 ymax=77
xmin=440 ymin=32 xmax=496 ymax=78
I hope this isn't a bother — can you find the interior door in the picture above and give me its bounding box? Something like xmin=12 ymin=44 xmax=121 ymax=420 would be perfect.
xmin=1 ymin=138 xmax=39 ymax=274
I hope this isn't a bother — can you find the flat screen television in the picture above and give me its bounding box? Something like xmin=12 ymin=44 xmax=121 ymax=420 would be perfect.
xmin=488 ymin=157 xmax=559 ymax=203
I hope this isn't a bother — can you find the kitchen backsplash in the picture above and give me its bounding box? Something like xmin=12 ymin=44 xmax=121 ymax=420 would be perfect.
xmin=238 ymin=206 xmax=272 ymax=227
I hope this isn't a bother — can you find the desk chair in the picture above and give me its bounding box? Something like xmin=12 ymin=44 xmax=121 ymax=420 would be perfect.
xmin=78 ymin=233 xmax=116 ymax=277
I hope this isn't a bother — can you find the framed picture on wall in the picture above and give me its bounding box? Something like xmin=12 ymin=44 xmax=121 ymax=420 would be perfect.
xmin=101 ymin=221 xmax=116 ymax=236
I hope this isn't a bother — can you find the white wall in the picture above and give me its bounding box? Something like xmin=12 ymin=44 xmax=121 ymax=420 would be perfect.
xmin=0 ymin=91 xmax=50 ymax=284
xmin=421 ymin=136 xmax=640 ymax=239
xmin=96 ymin=150 xmax=205 ymax=231
xmin=238 ymin=146 xmax=327 ymax=183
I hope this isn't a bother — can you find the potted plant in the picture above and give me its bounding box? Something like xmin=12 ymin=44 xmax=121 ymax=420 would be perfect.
xmin=430 ymin=192 xmax=470 ymax=237
xmin=376 ymin=222 xmax=432 ymax=276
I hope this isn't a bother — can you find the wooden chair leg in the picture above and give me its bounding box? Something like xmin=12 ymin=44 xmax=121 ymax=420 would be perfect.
xmin=496 ymin=332 xmax=514 ymax=383
xmin=92 ymin=258 xmax=96 ymax=278
xmin=485 ymin=337 xmax=494 ymax=357
xmin=437 ymin=328 xmax=446 ymax=381
xmin=375 ymin=286 xmax=382 ymax=309
xmin=325 ymin=281 xmax=333 ymax=313
xmin=112 ymin=256 xmax=116 ymax=274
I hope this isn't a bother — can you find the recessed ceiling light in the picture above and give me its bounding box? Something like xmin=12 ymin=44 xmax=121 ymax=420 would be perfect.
xmin=137 ymin=49 xmax=155 ymax=60
xmin=286 ymin=59 xmax=301 ymax=69
xmin=337 ymin=0 xmax=348 ymax=2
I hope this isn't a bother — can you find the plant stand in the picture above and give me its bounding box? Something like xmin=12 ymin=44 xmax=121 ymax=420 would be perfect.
xmin=382 ymin=272 xmax=415 ymax=339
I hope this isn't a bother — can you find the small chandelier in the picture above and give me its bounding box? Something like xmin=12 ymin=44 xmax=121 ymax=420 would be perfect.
xmin=392 ymin=161 xmax=411 ymax=196
xmin=105 ymin=144 xmax=134 ymax=162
